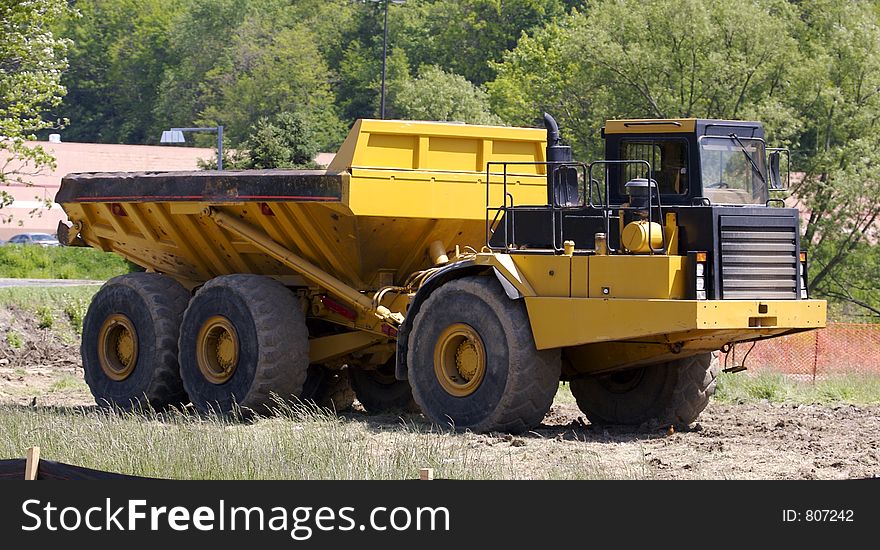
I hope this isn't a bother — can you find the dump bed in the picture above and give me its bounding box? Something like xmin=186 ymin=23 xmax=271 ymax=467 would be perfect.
xmin=57 ymin=119 xmax=548 ymax=289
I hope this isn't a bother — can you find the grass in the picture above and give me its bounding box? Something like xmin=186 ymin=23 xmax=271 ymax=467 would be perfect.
xmin=554 ymin=382 xmax=576 ymax=404
xmin=63 ymin=298 xmax=88 ymax=334
xmin=6 ymin=331 xmax=22 ymax=349
xmin=0 ymin=286 xmax=98 ymax=343
xmin=0 ymin=401 xmax=642 ymax=480
xmin=0 ymin=285 xmax=99 ymax=312
xmin=559 ymin=373 xmax=880 ymax=407
xmin=1 ymin=373 xmax=877 ymax=480
xmin=35 ymin=305 xmax=54 ymax=329
xmin=48 ymin=375 xmax=86 ymax=393
xmin=715 ymin=371 xmax=880 ymax=405
xmin=0 ymin=245 xmax=130 ymax=280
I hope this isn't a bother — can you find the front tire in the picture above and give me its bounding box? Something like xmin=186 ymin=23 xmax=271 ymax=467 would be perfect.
xmin=570 ymin=352 xmax=719 ymax=427
xmin=407 ymin=276 xmax=560 ymax=433
xmin=81 ymin=273 xmax=190 ymax=411
xmin=178 ymin=275 xmax=308 ymax=415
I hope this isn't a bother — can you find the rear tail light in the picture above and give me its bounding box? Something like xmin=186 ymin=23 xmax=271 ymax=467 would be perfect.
xmin=691 ymin=251 xmax=708 ymax=300
xmin=799 ymin=251 xmax=808 ymax=299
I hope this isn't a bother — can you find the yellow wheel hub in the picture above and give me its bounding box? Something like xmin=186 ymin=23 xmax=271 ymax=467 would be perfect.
xmin=434 ymin=323 xmax=486 ymax=397
xmin=97 ymin=314 xmax=139 ymax=381
xmin=197 ymin=316 xmax=239 ymax=385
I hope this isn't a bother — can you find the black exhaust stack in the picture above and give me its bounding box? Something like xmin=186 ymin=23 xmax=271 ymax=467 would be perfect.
xmin=543 ymin=113 xmax=574 ymax=206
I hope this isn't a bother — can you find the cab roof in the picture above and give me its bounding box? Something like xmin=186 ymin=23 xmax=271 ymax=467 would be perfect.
xmin=604 ymin=118 xmax=764 ymax=139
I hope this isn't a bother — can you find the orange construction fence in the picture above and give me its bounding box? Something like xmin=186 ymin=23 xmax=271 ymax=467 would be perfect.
xmin=719 ymin=323 xmax=879 ymax=379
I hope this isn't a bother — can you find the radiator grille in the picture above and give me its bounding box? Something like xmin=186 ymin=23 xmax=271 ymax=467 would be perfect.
xmin=720 ymin=224 xmax=798 ymax=299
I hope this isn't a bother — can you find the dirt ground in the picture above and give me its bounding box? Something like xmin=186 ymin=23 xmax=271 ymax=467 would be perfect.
xmin=1 ymin=305 xmax=878 ymax=480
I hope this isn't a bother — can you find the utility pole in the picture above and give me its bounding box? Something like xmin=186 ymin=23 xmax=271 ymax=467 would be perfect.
xmin=370 ymin=0 xmax=405 ymax=119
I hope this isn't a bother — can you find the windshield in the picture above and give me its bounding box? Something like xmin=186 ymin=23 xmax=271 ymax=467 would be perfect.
xmin=32 ymin=234 xmax=56 ymax=242
xmin=699 ymin=136 xmax=768 ymax=204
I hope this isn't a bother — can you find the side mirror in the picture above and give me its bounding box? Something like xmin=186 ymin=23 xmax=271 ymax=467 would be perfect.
xmin=769 ymin=151 xmax=782 ymax=190
xmin=767 ymin=148 xmax=790 ymax=191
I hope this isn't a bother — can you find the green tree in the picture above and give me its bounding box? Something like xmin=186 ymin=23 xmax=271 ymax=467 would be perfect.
xmin=330 ymin=1 xmax=409 ymax=123
xmin=788 ymin=0 xmax=880 ymax=316
xmin=328 ymin=0 xmax=569 ymax=124
xmin=0 ymin=0 xmax=71 ymax=218
xmin=397 ymin=0 xmax=570 ymax=85
xmin=230 ymin=111 xmax=320 ymax=169
xmin=489 ymin=0 xmax=799 ymax=157
xmin=59 ymin=0 xmax=182 ymax=143
xmin=196 ymin=13 xmax=344 ymax=150
xmin=152 ymin=0 xmax=251 ymax=139
xmin=391 ymin=65 xmax=501 ymax=124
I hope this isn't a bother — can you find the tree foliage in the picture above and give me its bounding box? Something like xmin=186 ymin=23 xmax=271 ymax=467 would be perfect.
xmin=57 ymin=0 xmax=577 ymax=147
xmin=396 ymin=0 xmax=570 ymax=85
xmin=391 ymin=65 xmax=501 ymax=124
xmin=196 ymin=14 xmax=343 ymax=149
xmin=59 ymin=0 xmax=182 ymax=144
xmin=0 ymin=0 xmax=71 ymax=218
xmin=489 ymin=0 xmax=799 ymax=157
xmin=788 ymin=0 xmax=880 ymax=314
xmin=229 ymin=111 xmax=320 ymax=170
xmin=149 ymin=0 xmax=250 ymax=145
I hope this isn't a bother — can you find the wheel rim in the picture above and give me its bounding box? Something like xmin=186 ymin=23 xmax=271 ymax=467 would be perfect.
xmin=433 ymin=323 xmax=486 ymax=397
xmin=98 ymin=314 xmax=139 ymax=381
xmin=196 ymin=316 xmax=239 ymax=385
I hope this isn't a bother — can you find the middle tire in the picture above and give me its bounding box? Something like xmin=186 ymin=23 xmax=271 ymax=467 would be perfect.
xmin=178 ymin=274 xmax=308 ymax=414
xmin=350 ymin=359 xmax=417 ymax=413
xmin=407 ymin=276 xmax=561 ymax=433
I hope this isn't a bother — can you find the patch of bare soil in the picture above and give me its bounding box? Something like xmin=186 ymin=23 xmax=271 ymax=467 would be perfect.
xmin=536 ymin=401 xmax=880 ymax=479
xmin=341 ymin=401 xmax=880 ymax=479
xmin=0 ymin=306 xmax=89 ymax=407
xmin=1 ymin=305 xmax=877 ymax=479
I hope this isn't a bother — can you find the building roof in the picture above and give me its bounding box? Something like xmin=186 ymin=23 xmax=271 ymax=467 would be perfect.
xmin=0 ymin=141 xmax=214 ymax=240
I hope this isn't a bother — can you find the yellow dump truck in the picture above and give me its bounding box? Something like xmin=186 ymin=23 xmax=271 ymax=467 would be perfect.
xmin=56 ymin=114 xmax=825 ymax=432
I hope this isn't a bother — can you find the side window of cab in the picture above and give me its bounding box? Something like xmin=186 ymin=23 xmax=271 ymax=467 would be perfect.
xmin=620 ymin=139 xmax=689 ymax=196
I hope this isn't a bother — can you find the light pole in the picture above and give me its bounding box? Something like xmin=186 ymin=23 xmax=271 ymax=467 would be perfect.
xmin=160 ymin=126 xmax=225 ymax=170
xmin=369 ymin=0 xmax=405 ymax=119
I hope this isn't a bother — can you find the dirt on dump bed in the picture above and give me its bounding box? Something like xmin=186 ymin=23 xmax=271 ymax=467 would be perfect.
xmin=0 ymin=306 xmax=877 ymax=479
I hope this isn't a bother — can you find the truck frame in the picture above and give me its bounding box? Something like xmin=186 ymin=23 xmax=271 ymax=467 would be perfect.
xmin=56 ymin=114 xmax=825 ymax=432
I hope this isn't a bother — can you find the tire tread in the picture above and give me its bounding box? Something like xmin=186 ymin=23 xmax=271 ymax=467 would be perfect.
xmin=82 ymin=273 xmax=190 ymax=410
xmin=408 ymin=276 xmax=560 ymax=433
xmin=180 ymin=274 xmax=308 ymax=414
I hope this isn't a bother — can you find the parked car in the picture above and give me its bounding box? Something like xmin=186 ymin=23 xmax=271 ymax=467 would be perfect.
xmin=5 ymin=233 xmax=61 ymax=246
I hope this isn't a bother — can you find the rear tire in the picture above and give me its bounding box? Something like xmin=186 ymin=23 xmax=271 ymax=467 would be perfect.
xmin=178 ymin=275 xmax=308 ymax=415
xmin=407 ymin=276 xmax=561 ymax=433
xmin=570 ymin=352 xmax=719 ymax=427
xmin=81 ymin=273 xmax=190 ymax=411
xmin=350 ymin=359 xmax=417 ymax=413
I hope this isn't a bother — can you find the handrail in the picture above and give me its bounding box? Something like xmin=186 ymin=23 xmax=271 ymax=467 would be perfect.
xmin=486 ymin=159 xmax=667 ymax=255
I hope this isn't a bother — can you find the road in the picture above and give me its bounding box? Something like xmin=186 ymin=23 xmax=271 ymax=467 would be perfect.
xmin=0 ymin=278 xmax=104 ymax=288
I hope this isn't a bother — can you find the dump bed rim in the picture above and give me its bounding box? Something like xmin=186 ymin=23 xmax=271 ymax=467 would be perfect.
xmin=56 ymin=169 xmax=345 ymax=204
